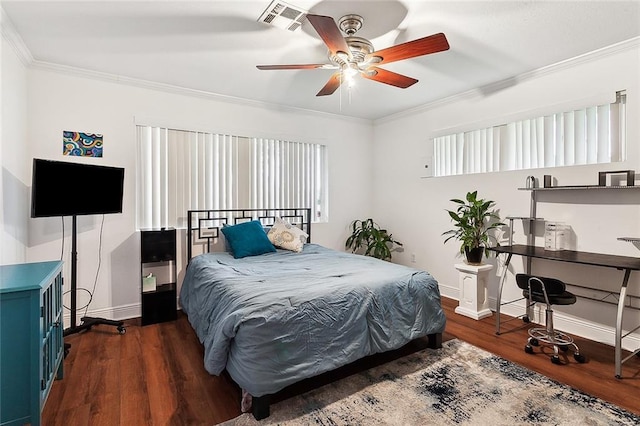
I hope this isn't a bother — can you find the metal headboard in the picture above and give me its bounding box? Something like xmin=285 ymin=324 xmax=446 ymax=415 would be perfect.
xmin=187 ymin=208 xmax=312 ymax=261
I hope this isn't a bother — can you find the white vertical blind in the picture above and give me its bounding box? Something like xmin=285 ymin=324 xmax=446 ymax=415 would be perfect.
xmin=597 ymin=104 xmax=610 ymax=164
xmin=250 ymin=138 xmax=328 ymax=222
xmin=432 ymin=92 xmax=626 ymax=177
xmin=136 ymin=127 xmax=328 ymax=229
xmin=136 ymin=127 xmax=239 ymax=229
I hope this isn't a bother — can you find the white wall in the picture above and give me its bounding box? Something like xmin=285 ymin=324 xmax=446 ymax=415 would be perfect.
xmin=373 ymin=41 xmax=640 ymax=349
xmin=24 ymin=68 xmax=374 ymax=324
xmin=0 ymin=33 xmax=29 ymax=265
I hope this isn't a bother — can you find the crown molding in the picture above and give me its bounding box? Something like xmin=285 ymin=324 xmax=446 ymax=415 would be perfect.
xmin=27 ymin=59 xmax=372 ymax=126
xmin=0 ymin=6 xmax=33 ymax=66
xmin=375 ymin=36 xmax=640 ymax=125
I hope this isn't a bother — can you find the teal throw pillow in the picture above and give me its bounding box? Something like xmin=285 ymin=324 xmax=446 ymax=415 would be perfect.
xmin=221 ymin=220 xmax=276 ymax=259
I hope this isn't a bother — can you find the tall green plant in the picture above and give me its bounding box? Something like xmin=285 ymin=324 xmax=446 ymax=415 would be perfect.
xmin=345 ymin=218 xmax=403 ymax=261
xmin=442 ymin=191 xmax=504 ymax=258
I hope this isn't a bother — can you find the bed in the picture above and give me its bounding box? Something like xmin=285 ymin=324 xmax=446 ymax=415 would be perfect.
xmin=180 ymin=208 xmax=446 ymax=419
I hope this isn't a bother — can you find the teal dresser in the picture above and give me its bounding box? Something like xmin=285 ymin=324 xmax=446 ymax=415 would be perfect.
xmin=0 ymin=261 xmax=64 ymax=426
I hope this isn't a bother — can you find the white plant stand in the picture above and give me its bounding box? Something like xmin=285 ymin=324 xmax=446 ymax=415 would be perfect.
xmin=454 ymin=263 xmax=493 ymax=320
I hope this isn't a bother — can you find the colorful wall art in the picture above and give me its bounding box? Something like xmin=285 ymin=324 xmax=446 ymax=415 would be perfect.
xmin=63 ymin=131 xmax=103 ymax=157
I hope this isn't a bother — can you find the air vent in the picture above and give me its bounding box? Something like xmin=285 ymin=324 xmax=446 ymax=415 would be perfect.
xmin=258 ymin=0 xmax=307 ymax=32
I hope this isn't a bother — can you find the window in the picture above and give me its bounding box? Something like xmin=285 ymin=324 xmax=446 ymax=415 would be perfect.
xmin=250 ymin=137 xmax=328 ymax=222
xmin=433 ymin=91 xmax=626 ymax=177
xmin=136 ymin=126 xmax=328 ymax=229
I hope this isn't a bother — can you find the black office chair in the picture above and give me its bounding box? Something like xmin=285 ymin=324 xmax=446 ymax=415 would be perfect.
xmin=515 ymin=273 xmax=586 ymax=365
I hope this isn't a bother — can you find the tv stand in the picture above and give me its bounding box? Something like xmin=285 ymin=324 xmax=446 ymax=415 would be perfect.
xmin=64 ymin=316 xmax=126 ymax=336
xmin=64 ymin=215 xmax=126 ymax=343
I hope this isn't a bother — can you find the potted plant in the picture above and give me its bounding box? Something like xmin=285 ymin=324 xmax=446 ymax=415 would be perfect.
xmin=442 ymin=191 xmax=504 ymax=264
xmin=345 ymin=218 xmax=403 ymax=261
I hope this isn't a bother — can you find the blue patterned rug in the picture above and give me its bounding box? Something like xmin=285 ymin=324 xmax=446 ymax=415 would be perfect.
xmin=220 ymin=339 xmax=639 ymax=425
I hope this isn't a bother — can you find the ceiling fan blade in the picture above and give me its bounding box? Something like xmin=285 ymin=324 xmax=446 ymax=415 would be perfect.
xmin=363 ymin=67 xmax=418 ymax=88
xmin=316 ymin=72 xmax=343 ymax=96
xmin=257 ymin=64 xmax=336 ymax=70
xmin=367 ymin=33 xmax=449 ymax=65
xmin=307 ymin=14 xmax=352 ymax=60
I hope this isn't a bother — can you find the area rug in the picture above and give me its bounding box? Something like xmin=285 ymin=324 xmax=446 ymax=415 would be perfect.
xmin=219 ymin=339 xmax=639 ymax=425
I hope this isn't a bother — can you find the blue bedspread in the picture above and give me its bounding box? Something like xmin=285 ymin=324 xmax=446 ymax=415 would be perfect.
xmin=180 ymin=243 xmax=446 ymax=397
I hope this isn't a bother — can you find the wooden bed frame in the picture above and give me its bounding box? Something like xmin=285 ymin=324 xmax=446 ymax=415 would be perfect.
xmin=185 ymin=207 xmax=443 ymax=420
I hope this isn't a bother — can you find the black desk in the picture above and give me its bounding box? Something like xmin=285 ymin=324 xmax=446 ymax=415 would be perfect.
xmin=489 ymin=244 xmax=640 ymax=378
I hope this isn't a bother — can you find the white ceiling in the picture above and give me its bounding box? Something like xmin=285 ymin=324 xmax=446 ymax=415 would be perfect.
xmin=3 ymin=1 xmax=640 ymax=120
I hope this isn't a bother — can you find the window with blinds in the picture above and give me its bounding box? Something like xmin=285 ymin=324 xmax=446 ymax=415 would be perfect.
xmin=136 ymin=126 xmax=328 ymax=229
xmin=432 ymin=91 xmax=626 ymax=177
xmin=250 ymin=138 xmax=328 ymax=221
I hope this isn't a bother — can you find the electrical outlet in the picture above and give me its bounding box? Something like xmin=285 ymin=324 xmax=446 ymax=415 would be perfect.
xmin=411 ymin=253 xmax=416 ymax=263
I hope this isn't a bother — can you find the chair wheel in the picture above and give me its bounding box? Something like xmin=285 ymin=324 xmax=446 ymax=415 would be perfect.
xmin=574 ymin=353 xmax=586 ymax=363
xmin=525 ymin=345 xmax=534 ymax=354
xmin=559 ymin=345 xmax=569 ymax=352
xmin=522 ymin=316 xmax=530 ymax=323
xmin=551 ymin=355 xmax=562 ymax=365
xmin=118 ymin=326 xmax=126 ymax=335
xmin=529 ymin=338 xmax=539 ymax=347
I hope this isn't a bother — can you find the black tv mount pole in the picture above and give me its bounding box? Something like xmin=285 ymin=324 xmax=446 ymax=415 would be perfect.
xmin=63 ymin=215 xmax=126 ymax=339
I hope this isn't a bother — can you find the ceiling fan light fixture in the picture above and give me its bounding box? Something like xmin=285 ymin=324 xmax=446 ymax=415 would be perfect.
xmin=342 ymin=65 xmax=359 ymax=79
xmin=340 ymin=64 xmax=359 ymax=91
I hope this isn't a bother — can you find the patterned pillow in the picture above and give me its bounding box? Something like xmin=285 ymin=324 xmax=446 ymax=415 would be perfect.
xmin=267 ymin=217 xmax=308 ymax=252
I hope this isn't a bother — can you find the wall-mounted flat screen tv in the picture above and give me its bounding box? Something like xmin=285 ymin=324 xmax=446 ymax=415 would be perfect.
xmin=31 ymin=158 xmax=125 ymax=218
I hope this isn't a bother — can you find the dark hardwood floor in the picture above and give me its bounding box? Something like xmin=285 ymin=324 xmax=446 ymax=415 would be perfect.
xmin=43 ymin=297 xmax=640 ymax=425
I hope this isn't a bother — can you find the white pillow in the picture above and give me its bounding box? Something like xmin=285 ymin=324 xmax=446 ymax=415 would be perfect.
xmin=267 ymin=217 xmax=308 ymax=252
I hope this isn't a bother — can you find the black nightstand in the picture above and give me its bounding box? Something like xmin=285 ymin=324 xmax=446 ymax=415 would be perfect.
xmin=140 ymin=228 xmax=177 ymax=326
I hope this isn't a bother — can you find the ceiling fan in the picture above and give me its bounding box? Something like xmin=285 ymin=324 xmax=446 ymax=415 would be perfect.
xmin=257 ymin=13 xmax=450 ymax=96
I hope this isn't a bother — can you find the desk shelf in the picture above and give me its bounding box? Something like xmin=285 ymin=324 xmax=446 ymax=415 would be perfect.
xmin=565 ymin=282 xmax=640 ymax=311
xmin=505 ymin=216 xmax=542 ymax=220
xmin=505 ymin=217 xmax=544 ymax=246
xmin=518 ymin=185 xmax=640 ymax=191
xmin=516 ymin=184 xmax=639 ymax=247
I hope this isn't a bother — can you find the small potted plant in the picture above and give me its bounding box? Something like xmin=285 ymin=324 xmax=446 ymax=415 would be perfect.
xmin=345 ymin=218 xmax=403 ymax=261
xmin=442 ymin=191 xmax=504 ymax=264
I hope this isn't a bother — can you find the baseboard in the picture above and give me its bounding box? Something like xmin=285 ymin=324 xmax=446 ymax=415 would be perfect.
xmin=63 ymin=300 xmax=184 ymax=328
xmin=64 ymin=303 xmax=140 ymax=327
xmin=439 ymin=283 xmax=459 ymax=300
